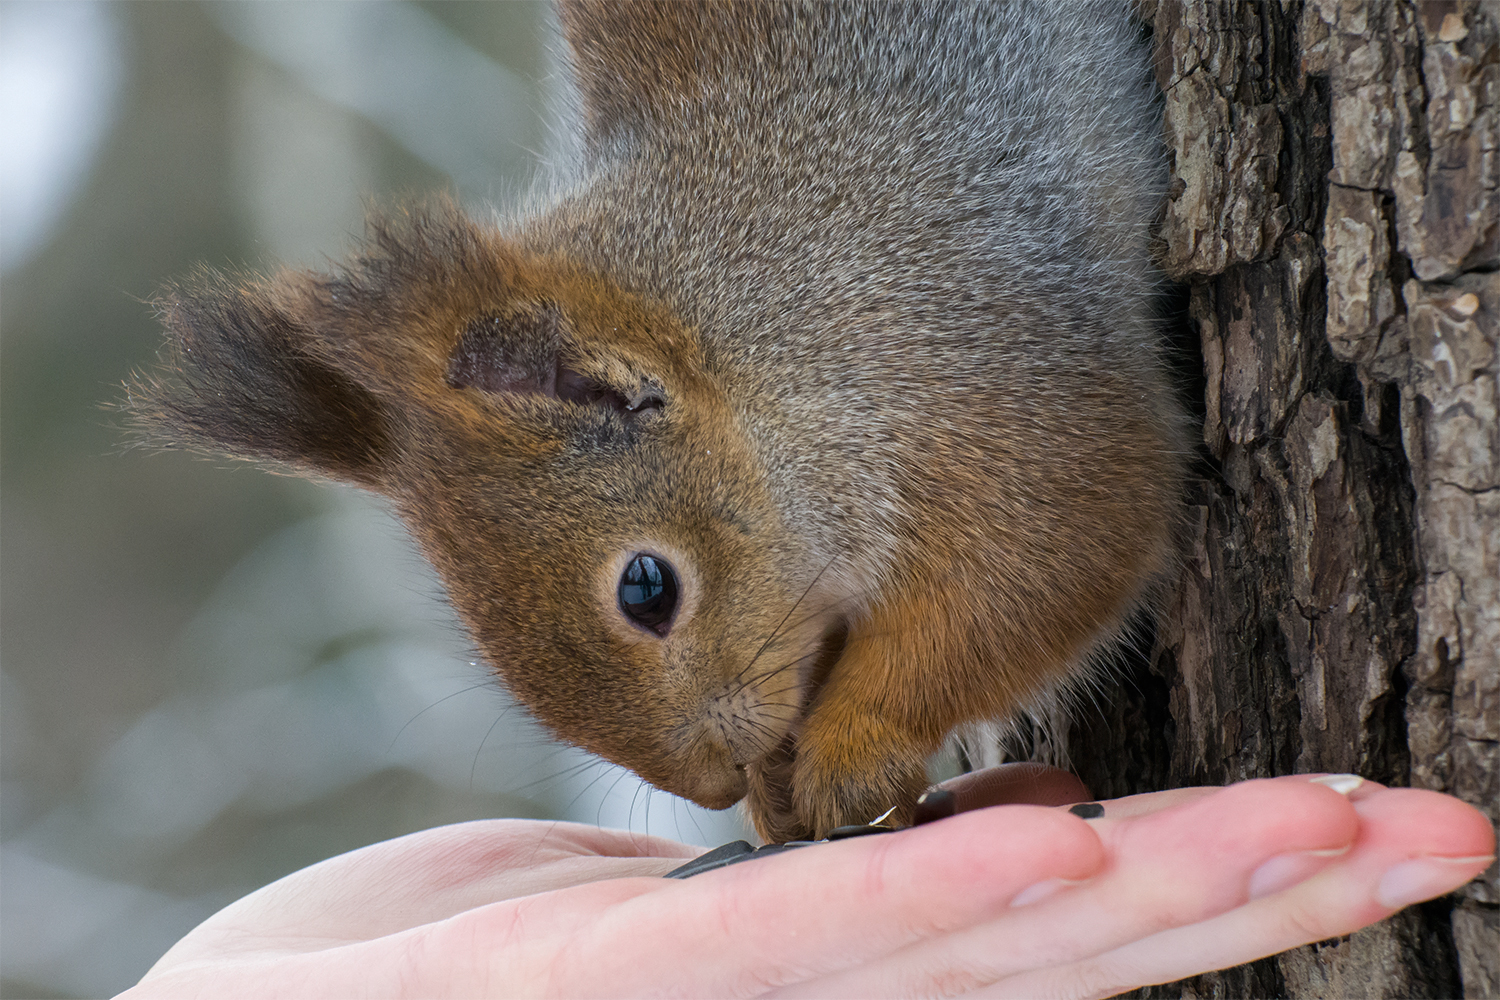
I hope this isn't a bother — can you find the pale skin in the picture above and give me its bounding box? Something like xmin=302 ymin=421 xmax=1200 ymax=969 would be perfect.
xmin=120 ymin=768 xmax=1493 ymax=999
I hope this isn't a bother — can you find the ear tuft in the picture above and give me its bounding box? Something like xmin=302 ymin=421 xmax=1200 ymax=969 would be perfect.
xmin=123 ymin=269 xmax=390 ymax=490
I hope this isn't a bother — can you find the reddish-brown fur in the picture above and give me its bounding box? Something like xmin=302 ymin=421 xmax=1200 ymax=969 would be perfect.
xmin=126 ymin=1 xmax=1183 ymax=841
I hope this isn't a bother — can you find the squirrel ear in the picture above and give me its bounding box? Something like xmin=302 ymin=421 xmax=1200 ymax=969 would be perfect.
xmin=445 ymin=303 xmax=563 ymax=396
xmin=125 ymin=271 xmax=390 ymax=490
xmin=446 ymin=304 xmax=664 ymax=417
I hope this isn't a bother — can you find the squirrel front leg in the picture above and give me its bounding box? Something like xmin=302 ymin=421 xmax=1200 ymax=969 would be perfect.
xmin=791 ymin=660 xmax=938 ymax=839
xmin=744 ymin=578 xmax=1072 ymax=843
xmin=745 ymin=662 xmax=935 ymax=843
xmin=746 ymin=605 xmax=963 ymax=843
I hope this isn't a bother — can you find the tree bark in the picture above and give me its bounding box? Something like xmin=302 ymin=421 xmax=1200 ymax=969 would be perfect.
xmin=1024 ymin=2 xmax=1499 ymax=996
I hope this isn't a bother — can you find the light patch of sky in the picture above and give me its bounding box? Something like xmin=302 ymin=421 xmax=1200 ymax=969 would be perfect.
xmin=207 ymin=1 xmax=536 ymax=200
xmin=0 ymin=846 xmax=218 ymax=1000
xmin=0 ymin=0 xmax=538 ymax=276
xmin=0 ymin=1 xmax=124 ymax=273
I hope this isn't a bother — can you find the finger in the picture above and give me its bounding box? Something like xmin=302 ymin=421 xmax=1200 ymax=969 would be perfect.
xmin=936 ymin=763 xmax=1092 ymax=811
xmin=778 ymin=777 xmax=1365 ymax=998
xmin=515 ymin=804 xmax=1108 ymax=997
xmin=1087 ymin=773 xmax=1386 ymax=824
xmin=979 ymin=786 xmax=1495 ymax=999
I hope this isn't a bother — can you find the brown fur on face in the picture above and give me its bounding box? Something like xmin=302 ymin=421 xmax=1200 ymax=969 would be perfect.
xmin=126 ymin=1 xmax=1184 ymax=841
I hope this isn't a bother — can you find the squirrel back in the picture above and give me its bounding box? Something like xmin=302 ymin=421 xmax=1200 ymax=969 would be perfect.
xmin=128 ymin=1 xmax=1183 ymax=841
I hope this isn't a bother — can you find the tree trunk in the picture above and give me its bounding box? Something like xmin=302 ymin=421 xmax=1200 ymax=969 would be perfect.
xmin=1025 ymin=2 xmax=1499 ymax=995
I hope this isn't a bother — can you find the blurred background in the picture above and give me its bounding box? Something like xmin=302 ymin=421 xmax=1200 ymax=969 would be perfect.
xmin=0 ymin=3 xmax=755 ymax=996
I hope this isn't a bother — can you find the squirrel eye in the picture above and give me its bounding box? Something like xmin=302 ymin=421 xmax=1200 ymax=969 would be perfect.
xmin=618 ymin=553 xmax=679 ymax=634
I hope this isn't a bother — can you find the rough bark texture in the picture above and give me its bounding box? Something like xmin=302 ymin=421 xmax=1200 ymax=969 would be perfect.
xmin=1026 ymin=2 xmax=1499 ymax=996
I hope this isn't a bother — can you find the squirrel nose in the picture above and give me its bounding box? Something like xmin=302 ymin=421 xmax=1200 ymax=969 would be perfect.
xmin=678 ymin=754 xmax=749 ymax=810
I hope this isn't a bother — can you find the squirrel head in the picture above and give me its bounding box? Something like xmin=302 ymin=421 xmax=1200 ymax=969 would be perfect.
xmin=127 ymin=204 xmax=848 ymax=811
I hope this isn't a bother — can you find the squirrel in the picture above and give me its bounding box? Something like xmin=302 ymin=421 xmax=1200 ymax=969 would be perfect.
xmin=126 ymin=0 xmax=1185 ymax=843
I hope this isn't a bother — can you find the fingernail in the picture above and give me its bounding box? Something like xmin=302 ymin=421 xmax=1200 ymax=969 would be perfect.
xmin=1377 ymin=856 xmax=1496 ymax=909
xmin=1068 ymin=802 xmax=1104 ymax=819
xmin=1247 ymin=845 xmax=1350 ymax=899
xmin=1309 ymin=774 xmax=1365 ymax=795
xmin=1010 ymin=877 xmax=1089 ymax=908
xmin=913 ymin=789 xmax=956 ymax=826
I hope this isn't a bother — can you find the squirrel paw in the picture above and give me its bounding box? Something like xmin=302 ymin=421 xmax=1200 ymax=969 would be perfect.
xmin=744 ymin=717 xmax=932 ymax=843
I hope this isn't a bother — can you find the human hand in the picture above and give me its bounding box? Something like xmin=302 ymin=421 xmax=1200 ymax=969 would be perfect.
xmin=119 ymin=771 xmax=1493 ymax=998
